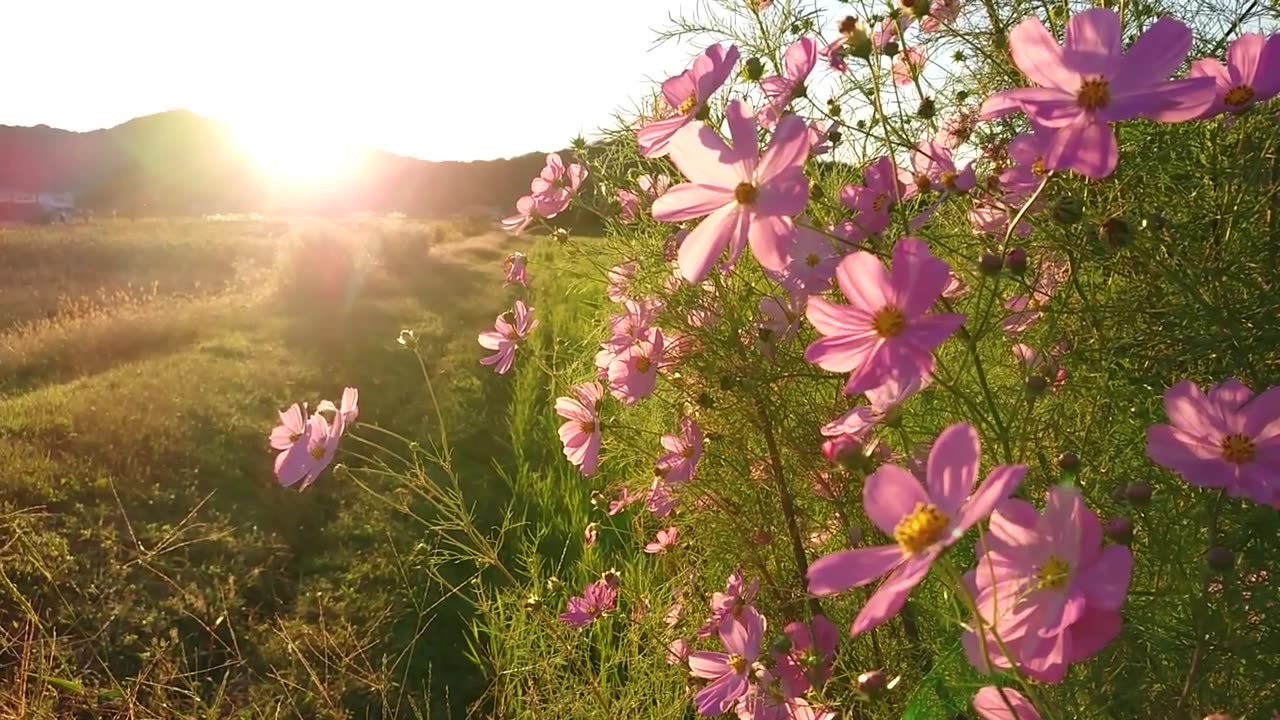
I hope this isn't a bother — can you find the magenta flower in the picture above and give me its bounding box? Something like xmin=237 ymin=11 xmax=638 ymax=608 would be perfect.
xmin=668 ymin=638 xmax=691 ymax=665
xmin=645 ymin=527 xmax=680 ymax=554
xmin=1146 ymin=378 xmax=1280 ymax=507
xmin=501 ymin=194 xmax=546 ymax=235
xmin=617 ymin=188 xmax=641 ymax=223
xmin=654 ymin=100 xmax=810 ymax=282
xmin=980 ymin=9 xmax=1216 ymax=178
xmin=555 ymin=381 xmax=604 ymax=476
xmin=873 ymin=15 xmax=913 ymax=48
xmin=274 ymin=406 xmax=348 ymax=490
xmin=269 ymin=402 xmax=309 ymax=452
xmin=839 ymin=156 xmax=904 ymax=237
xmin=973 ymin=687 xmax=1041 ymax=720
xmin=503 ymin=251 xmax=529 ymax=287
xmin=700 ymin=570 xmax=760 ymax=637
xmin=774 ymin=615 xmax=839 ymax=696
xmin=1001 ymin=256 xmax=1069 ymax=335
xmin=963 ymin=486 xmax=1133 ymax=682
xmin=759 ymin=37 xmax=818 ymax=128
xmin=998 ymin=130 xmax=1056 ymax=196
xmin=805 ymin=238 xmax=965 ymax=396
xmin=1190 ymin=32 xmax=1280 ymax=118
xmin=920 ymin=0 xmax=962 ymax=32
xmin=559 ymin=578 xmax=617 ymax=627
xmin=1012 ymin=343 xmax=1067 ymax=389
xmin=893 ymin=46 xmax=927 ymax=86
xmin=901 ymin=141 xmax=977 ymax=198
xmin=821 ymin=374 xmax=930 ymax=440
xmin=478 ymin=299 xmax=537 ymax=374
xmin=608 ymin=487 xmax=643 ymax=516
xmin=807 ymin=423 xmax=1026 ymax=635
xmin=769 ymin=223 xmax=840 ymax=300
xmin=807 ymin=121 xmax=833 ymax=155
xmin=607 ymin=328 xmax=664 ymax=404
xmin=639 ymin=174 xmax=673 ymax=199
xmin=530 ymin=153 xmax=587 ymax=216
xmin=638 ymin=43 xmax=741 ymax=158
xmin=737 ymin=670 xmax=831 ymax=720
xmin=657 ymin=417 xmax=704 ymax=483
xmin=689 ymin=605 xmax=765 ymax=715
xmin=969 ymin=194 xmax=1032 ymax=238
xmin=646 ymin=478 xmax=679 ymax=517
xmin=606 ymin=262 xmax=638 ymax=303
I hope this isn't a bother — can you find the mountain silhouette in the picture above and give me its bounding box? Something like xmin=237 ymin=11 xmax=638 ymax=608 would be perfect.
xmin=0 ymin=110 xmax=554 ymax=217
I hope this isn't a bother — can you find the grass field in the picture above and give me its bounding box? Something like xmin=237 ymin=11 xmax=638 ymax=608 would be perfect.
xmin=0 ymin=217 xmax=529 ymax=718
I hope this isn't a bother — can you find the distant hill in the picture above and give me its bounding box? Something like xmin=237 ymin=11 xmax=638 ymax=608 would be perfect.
xmin=0 ymin=110 xmax=555 ymax=217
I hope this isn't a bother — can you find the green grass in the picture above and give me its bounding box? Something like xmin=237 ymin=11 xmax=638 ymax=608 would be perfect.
xmin=0 ymin=218 xmax=528 ymax=718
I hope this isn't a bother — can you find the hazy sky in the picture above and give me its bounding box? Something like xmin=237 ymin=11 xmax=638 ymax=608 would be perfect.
xmin=2 ymin=1 xmax=715 ymax=161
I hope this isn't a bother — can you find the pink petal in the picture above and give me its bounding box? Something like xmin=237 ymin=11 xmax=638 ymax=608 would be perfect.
xmin=1110 ymin=17 xmax=1192 ymax=93
xmin=805 ymin=296 xmax=868 ymax=336
xmin=863 ymin=464 xmax=931 ymax=536
xmin=677 ymin=203 xmax=742 ymax=282
xmin=747 ymin=214 xmax=795 ymax=272
xmin=1061 ymin=7 xmax=1121 ymax=76
xmin=1043 ymin=119 xmax=1117 ymax=180
xmin=834 ymin=251 xmax=892 ymax=311
xmin=953 ymin=464 xmax=1027 ymax=536
xmin=804 ymin=333 xmax=878 ymax=374
xmin=1079 ymin=544 xmax=1133 ymax=610
xmin=753 ymin=166 xmax=810 ymax=216
xmin=1244 ymin=385 xmax=1280 ymax=440
xmin=695 ymin=673 xmax=747 ymax=716
xmin=926 ymin=422 xmax=981 ymax=516
xmin=1227 ymin=32 xmax=1266 ymax=85
xmin=757 ymin=113 xmax=811 ymax=184
xmin=1164 ymin=380 xmax=1229 ymax=437
xmin=653 ymin=183 xmax=734 ymax=222
xmin=1063 ymin=606 xmax=1122 ymax=662
xmin=636 ymin=115 xmax=689 ymax=159
xmin=973 ymin=687 xmax=1042 ymax=720
xmin=1009 ymin=16 xmax=1078 ymax=90
xmin=725 ymin=100 xmax=760 ymax=178
xmin=807 ymin=544 xmax=902 ymax=595
xmin=850 ymin=553 xmax=933 ymax=635
xmin=1104 ymin=77 xmax=1217 ymax=123
xmin=892 ymin=237 xmax=951 ymax=318
xmin=688 ymin=650 xmax=731 ymax=679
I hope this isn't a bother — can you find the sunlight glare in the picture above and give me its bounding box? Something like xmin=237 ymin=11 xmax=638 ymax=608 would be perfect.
xmin=232 ymin=115 xmax=363 ymax=182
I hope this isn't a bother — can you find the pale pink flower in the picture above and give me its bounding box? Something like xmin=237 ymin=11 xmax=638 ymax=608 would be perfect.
xmin=584 ymin=522 xmax=600 ymax=547
xmin=980 ymin=9 xmax=1216 ymax=178
xmin=501 ymin=194 xmax=549 ymax=235
xmin=638 ymin=43 xmax=741 ymax=158
xmin=759 ymin=37 xmax=819 ymax=128
xmin=773 ymin=615 xmax=839 ymax=696
xmin=769 ymin=223 xmax=840 ymax=299
xmin=668 ymin=638 xmax=691 ymax=665
xmin=808 ymin=423 xmax=1025 ymax=635
xmin=873 ymin=15 xmax=913 ymax=48
xmin=943 ymin=272 xmax=968 ymax=300
xmin=999 ymin=130 xmax=1057 ymax=196
xmin=839 ymin=156 xmax=904 ymax=237
xmin=618 ymin=188 xmax=641 ymax=223
xmin=559 ymin=578 xmax=617 ymax=627
xmin=270 ymin=402 xmax=308 ymax=452
xmin=605 ymin=261 xmax=636 ymax=303
xmin=900 ymin=141 xmax=976 ymax=198
xmin=805 ymin=238 xmax=965 ymax=396
xmin=1012 ymin=343 xmax=1067 ymax=389
xmin=969 ymin=193 xmax=1033 ymax=237
xmin=503 ymin=251 xmax=528 ymax=287
xmin=556 ymin=381 xmax=604 ymax=476
xmin=1001 ymin=257 xmax=1069 ymax=335
xmin=1146 ymin=378 xmax=1280 ymax=507
xmin=274 ymin=404 xmax=349 ymax=490
xmin=657 ymin=417 xmax=704 ymax=483
xmin=645 ymin=527 xmax=681 ymax=554
xmin=700 ymin=570 xmax=760 ymax=637
xmin=689 ymin=606 xmax=765 ymax=715
xmin=821 ymin=375 xmax=930 ymax=440
xmin=920 ymin=0 xmax=963 ymax=32
xmin=608 ymin=487 xmax=643 ymax=516
xmin=807 ymin=121 xmax=833 ymax=155
xmin=973 ymin=687 xmax=1041 ymax=720
xmin=893 ymin=46 xmax=926 ymax=86
xmin=530 ymin=153 xmax=587 ymax=216
xmin=607 ymin=329 xmax=665 ymax=404
xmin=756 ymin=294 xmax=803 ymax=358
xmin=646 ymin=478 xmax=680 ymax=517
xmin=478 ymin=299 xmax=537 ymax=374
xmin=653 ymin=100 xmax=810 ymax=282
xmin=1189 ymin=32 xmax=1280 ymax=118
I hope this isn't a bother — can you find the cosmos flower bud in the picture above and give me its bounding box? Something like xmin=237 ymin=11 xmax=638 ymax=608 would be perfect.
xmin=1005 ymin=247 xmax=1028 ymax=274
xmin=1026 ymin=375 xmax=1049 ymax=396
xmin=1103 ymin=516 xmax=1134 ymax=544
xmin=1057 ymin=451 xmax=1080 ymax=472
xmin=396 ymin=329 xmax=418 ymax=349
xmin=1052 ymin=195 xmax=1085 ymax=225
xmin=916 ymin=96 xmax=936 ymax=119
xmin=978 ymin=252 xmax=1004 ymax=276
xmin=333 ymin=464 xmax=352 ymax=481
xmin=881 ymin=40 xmax=900 ymax=57
xmin=602 ymin=568 xmax=622 ymax=589
xmin=769 ymin=635 xmax=793 ymax=655
xmin=1102 ymin=216 xmax=1134 ymax=249
xmin=827 ymin=128 xmax=842 ymax=145
xmin=524 ymin=594 xmax=542 ymax=611
xmin=545 ymin=576 xmax=563 ymax=593
xmin=955 ymin=89 xmax=970 ymax=102
xmin=744 ymin=56 xmax=765 ymax=81
xmin=822 ymin=434 xmax=861 ymax=468
xmin=551 ymin=227 xmax=570 ymax=243
xmin=857 ymin=670 xmax=889 ymax=697
xmin=1124 ymin=481 xmax=1153 ymax=506
xmin=1206 ymin=546 xmax=1235 ymax=572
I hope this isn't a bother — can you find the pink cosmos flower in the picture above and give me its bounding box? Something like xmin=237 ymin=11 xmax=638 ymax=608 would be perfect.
xmin=639 ymin=174 xmax=673 ymax=199
xmin=820 ymin=36 xmax=850 ymax=74
xmin=270 ymin=402 xmax=309 ymax=452
xmin=700 ymin=570 xmax=760 ymax=637
xmin=943 ymin=272 xmax=968 ymax=300
xmin=645 ymin=526 xmax=681 ymax=554
xmin=756 ymin=294 xmax=803 ymax=357
xmin=805 ymin=238 xmax=965 ymax=396
xmin=773 ymin=615 xmax=839 ymax=696
xmin=607 ymin=328 xmax=664 ymax=404
xmin=980 ymin=9 xmax=1216 ymax=178
xmin=274 ymin=405 xmax=348 ymax=490
xmin=608 ymin=487 xmax=643 ymax=515
xmin=964 ymin=486 xmax=1133 ymax=682
xmin=1012 ymin=343 xmax=1067 ymax=389
xmin=1146 ymin=378 xmax=1280 ymax=507
xmin=503 ymin=252 xmax=528 ymax=287
xmin=873 ymin=15 xmax=913 ymax=48
xmin=584 ymin=522 xmax=600 ymax=547
xmin=638 ymin=43 xmax=741 ymax=158
xmin=759 ymin=37 xmax=819 ymax=128
xmin=807 ymin=121 xmax=833 ymax=155
xmin=839 ymin=156 xmax=904 ymax=237
xmin=653 ymin=100 xmax=810 ymax=282
xmin=668 ymin=638 xmax=691 ymax=665
xmin=736 ymin=670 xmax=831 ymax=720
xmin=973 ymin=687 xmax=1041 ymax=720
xmin=807 ymin=423 xmax=1026 ymax=635
xmin=559 ymin=578 xmax=617 ymax=627
xmin=556 ymin=381 xmax=604 ymax=476
xmin=689 ymin=605 xmax=765 ymax=715
xmin=893 ymin=46 xmax=927 ymax=86
xmin=501 ymin=194 xmax=548 ymax=234
xmin=646 ymin=478 xmax=680 ymax=517
xmin=607 ymin=262 xmax=638 ymax=302
xmin=935 ymin=109 xmax=977 ymax=148
xmin=901 ymin=141 xmax=977 ymax=198
xmin=768 ymin=223 xmax=840 ymax=300
xmin=968 ymin=193 xmax=1032 ymax=237
xmin=317 ymin=387 xmax=359 ymax=424
xmin=998 ymin=130 xmax=1057 ymax=196
xmin=920 ymin=0 xmax=963 ymax=32
xmin=1001 ymin=256 xmax=1069 ymax=335
xmin=1190 ymin=32 xmax=1280 ymax=118
xmin=530 ymin=153 xmax=587 ymax=216
xmin=617 ymin=188 xmax=641 ymax=223
xmin=657 ymin=417 xmax=704 ymax=483
xmin=478 ymin=299 xmax=537 ymax=374
xmin=821 ymin=374 xmax=930 ymax=440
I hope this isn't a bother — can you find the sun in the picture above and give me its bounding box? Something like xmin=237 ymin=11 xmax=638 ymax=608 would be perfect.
xmin=230 ymin=115 xmax=363 ymax=183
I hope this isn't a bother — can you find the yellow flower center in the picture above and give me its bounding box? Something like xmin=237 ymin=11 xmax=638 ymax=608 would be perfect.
xmin=872 ymin=305 xmax=907 ymax=338
xmin=1220 ymin=433 xmax=1256 ymax=464
xmin=871 ymin=192 xmax=889 ymax=212
xmin=735 ymin=182 xmax=758 ymax=205
xmin=1037 ymin=555 xmax=1072 ymax=591
xmin=635 ymin=356 xmax=653 ymax=373
xmin=894 ymin=502 xmax=949 ymax=554
xmin=914 ymin=174 xmax=933 ymax=192
xmin=289 ymin=432 xmax=302 ymax=443
xmin=728 ymin=654 xmax=747 ymax=673
xmin=1076 ymin=77 xmax=1110 ymax=111
xmin=309 ymin=445 xmax=326 ymax=460
xmin=678 ymin=95 xmax=698 ymax=115
xmin=579 ymin=420 xmax=596 ymax=435
xmin=805 ymin=253 xmax=822 ymax=267
xmin=940 ymin=170 xmax=958 ymax=190
xmin=1223 ymin=85 xmax=1255 ymax=107
xmin=1032 ymin=158 xmax=1048 ymax=176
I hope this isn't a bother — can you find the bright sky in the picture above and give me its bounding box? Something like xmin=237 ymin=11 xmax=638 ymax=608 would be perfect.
xmin=1 ymin=0 xmax=713 ymax=162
